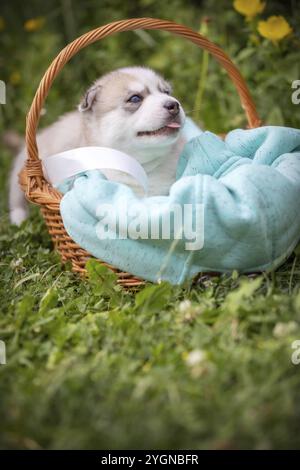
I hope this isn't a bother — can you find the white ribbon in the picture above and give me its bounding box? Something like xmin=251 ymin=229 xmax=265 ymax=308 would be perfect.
xmin=42 ymin=146 xmax=148 ymax=193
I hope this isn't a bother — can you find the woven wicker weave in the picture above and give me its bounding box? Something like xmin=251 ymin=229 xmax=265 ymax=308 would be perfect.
xmin=19 ymin=18 xmax=261 ymax=287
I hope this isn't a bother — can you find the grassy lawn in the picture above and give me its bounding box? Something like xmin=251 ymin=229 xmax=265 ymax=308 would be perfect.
xmin=1 ymin=143 xmax=300 ymax=449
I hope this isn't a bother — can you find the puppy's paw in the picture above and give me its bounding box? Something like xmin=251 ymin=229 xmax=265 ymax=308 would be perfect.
xmin=9 ymin=207 xmax=28 ymax=226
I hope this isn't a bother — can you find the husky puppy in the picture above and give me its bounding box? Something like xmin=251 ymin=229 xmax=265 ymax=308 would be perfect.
xmin=9 ymin=67 xmax=186 ymax=225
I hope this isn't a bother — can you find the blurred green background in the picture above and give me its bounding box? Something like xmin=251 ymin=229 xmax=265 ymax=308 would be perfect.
xmin=0 ymin=0 xmax=299 ymax=138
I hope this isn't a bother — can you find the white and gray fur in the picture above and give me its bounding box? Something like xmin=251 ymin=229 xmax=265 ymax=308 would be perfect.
xmin=9 ymin=67 xmax=186 ymax=225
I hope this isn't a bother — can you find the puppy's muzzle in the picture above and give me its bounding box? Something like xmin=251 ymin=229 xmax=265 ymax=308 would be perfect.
xmin=164 ymin=100 xmax=180 ymax=117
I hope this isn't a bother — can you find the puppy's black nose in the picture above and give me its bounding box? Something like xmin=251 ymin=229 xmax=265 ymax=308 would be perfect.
xmin=164 ymin=100 xmax=180 ymax=116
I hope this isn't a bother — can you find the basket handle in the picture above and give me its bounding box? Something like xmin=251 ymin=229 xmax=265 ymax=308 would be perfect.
xmin=25 ymin=18 xmax=261 ymax=189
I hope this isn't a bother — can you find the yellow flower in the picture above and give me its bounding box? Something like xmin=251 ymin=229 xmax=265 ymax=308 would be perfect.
xmin=258 ymin=16 xmax=293 ymax=42
xmin=24 ymin=17 xmax=45 ymax=32
xmin=0 ymin=16 xmax=5 ymax=31
xmin=233 ymin=0 xmax=265 ymax=19
xmin=9 ymin=71 xmax=21 ymax=85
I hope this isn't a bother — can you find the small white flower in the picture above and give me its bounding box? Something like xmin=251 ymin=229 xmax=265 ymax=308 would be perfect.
xmin=185 ymin=349 xmax=206 ymax=367
xmin=178 ymin=300 xmax=192 ymax=314
xmin=10 ymin=257 xmax=23 ymax=269
xmin=273 ymin=321 xmax=298 ymax=338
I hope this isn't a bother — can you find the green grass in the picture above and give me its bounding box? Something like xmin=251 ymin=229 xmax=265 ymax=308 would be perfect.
xmin=1 ymin=143 xmax=300 ymax=449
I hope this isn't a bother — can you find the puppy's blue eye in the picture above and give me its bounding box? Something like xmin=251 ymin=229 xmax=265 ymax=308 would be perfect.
xmin=128 ymin=94 xmax=142 ymax=103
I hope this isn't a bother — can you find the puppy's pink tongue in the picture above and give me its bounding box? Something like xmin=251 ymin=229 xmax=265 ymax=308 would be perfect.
xmin=166 ymin=122 xmax=181 ymax=128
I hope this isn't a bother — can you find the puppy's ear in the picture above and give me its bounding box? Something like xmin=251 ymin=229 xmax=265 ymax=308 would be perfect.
xmin=78 ymin=84 xmax=101 ymax=112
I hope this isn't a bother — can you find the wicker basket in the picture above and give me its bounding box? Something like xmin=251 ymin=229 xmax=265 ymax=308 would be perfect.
xmin=19 ymin=18 xmax=261 ymax=288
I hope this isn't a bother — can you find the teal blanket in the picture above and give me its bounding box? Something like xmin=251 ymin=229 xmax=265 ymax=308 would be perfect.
xmin=60 ymin=122 xmax=300 ymax=284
